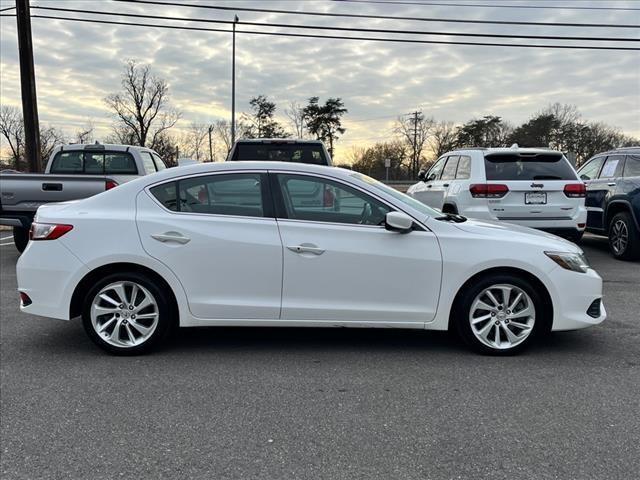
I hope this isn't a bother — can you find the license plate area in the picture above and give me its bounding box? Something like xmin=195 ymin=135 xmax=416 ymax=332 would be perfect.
xmin=525 ymin=192 xmax=547 ymax=204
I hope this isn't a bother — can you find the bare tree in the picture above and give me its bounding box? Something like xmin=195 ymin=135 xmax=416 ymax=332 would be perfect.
xmin=285 ymin=100 xmax=306 ymax=139
xmin=179 ymin=122 xmax=209 ymax=161
xmin=104 ymin=60 xmax=180 ymax=149
xmin=0 ymin=106 xmax=24 ymax=169
xmin=74 ymin=121 xmax=95 ymax=144
xmin=394 ymin=114 xmax=435 ymax=177
xmin=429 ymin=120 xmax=458 ymax=160
xmin=39 ymin=126 xmax=66 ymax=161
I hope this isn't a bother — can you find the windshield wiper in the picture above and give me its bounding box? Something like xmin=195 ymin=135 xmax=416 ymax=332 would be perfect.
xmin=435 ymin=213 xmax=467 ymax=223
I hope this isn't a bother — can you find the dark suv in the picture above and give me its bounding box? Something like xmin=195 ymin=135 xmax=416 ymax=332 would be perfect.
xmin=577 ymin=147 xmax=640 ymax=260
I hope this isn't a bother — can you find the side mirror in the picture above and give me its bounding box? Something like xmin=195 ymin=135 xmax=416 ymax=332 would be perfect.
xmin=418 ymin=169 xmax=426 ymax=181
xmin=384 ymin=211 xmax=414 ymax=234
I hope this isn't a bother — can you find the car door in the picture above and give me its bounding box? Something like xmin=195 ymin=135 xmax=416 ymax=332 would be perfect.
xmin=136 ymin=171 xmax=283 ymax=319
xmin=409 ymin=156 xmax=447 ymax=208
xmin=272 ymin=172 xmax=442 ymax=325
xmin=587 ymin=155 xmax=625 ymax=230
xmin=578 ymin=155 xmax=607 ymax=230
xmin=437 ymin=155 xmax=460 ymax=210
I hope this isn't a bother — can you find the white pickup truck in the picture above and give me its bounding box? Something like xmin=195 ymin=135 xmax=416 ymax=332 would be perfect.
xmin=0 ymin=143 xmax=167 ymax=252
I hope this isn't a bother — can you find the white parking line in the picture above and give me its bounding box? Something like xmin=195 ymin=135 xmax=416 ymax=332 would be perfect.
xmin=0 ymin=236 xmax=12 ymax=241
xmin=0 ymin=242 xmax=15 ymax=246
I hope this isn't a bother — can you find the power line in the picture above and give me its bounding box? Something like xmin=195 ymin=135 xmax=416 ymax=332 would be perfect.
xmin=333 ymin=0 xmax=640 ymax=12
xmin=30 ymin=6 xmax=640 ymax=43
xmin=0 ymin=6 xmax=16 ymax=13
xmin=111 ymin=0 xmax=640 ymax=29
xmin=2 ymin=13 xmax=637 ymax=51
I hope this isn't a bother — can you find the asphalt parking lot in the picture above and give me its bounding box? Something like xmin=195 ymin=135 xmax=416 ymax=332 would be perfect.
xmin=1 ymin=234 xmax=638 ymax=480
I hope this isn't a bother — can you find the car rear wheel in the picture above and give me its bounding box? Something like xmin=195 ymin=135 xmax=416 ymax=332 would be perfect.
xmin=82 ymin=272 xmax=172 ymax=355
xmin=609 ymin=212 xmax=640 ymax=261
xmin=13 ymin=226 xmax=29 ymax=253
xmin=453 ymin=274 xmax=546 ymax=355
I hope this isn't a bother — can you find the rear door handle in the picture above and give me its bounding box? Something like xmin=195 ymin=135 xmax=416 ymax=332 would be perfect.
xmin=151 ymin=232 xmax=191 ymax=244
xmin=42 ymin=183 xmax=63 ymax=191
xmin=287 ymin=244 xmax=325 ymax=255
xmin=607 ymin=182 xmax=616 ymax=186
xmin=442 ymin=183 xmax=450 ymax=187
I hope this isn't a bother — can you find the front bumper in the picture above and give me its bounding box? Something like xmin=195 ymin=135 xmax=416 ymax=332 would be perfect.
xmin=547 ymin=266 xmax=606 ymax=331
xmin=16 ymin=240 xmax=89 ymax=320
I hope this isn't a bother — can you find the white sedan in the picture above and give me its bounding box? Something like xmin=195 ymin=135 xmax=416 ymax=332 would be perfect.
xmin=16 ymin=162 xmax=605 ymax=355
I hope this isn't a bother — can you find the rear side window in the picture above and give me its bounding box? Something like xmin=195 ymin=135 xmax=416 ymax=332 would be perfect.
xmin=150 ymin=173 xmax=266 ymax=218
xmin=152 ymin=153 xmax=167 ymax=171
xmin=455 ymin=156 xmax=471 ymax=179
xmin=577 ymin=156 xmax=605 ymax=181
xmin=623 ymin=155 xmax=640 ymax=177
xmin=50 ymin=151 xmax=83 ymax=173
xmin=232 ymin=143 xmax=327 ymax=165
xmin=599 ymin=155 xmax=624 ymax=179
xmin=441 ymin=156 xmax=459 ymax=181
xmin=484 ymin=153 xmax=577 ymax=181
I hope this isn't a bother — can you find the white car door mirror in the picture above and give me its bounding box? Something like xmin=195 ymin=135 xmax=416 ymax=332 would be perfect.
xmin=418 ymin=169 xmax=426 ymax=181
xmin=385 ymin=211 xmax=414 ymax=233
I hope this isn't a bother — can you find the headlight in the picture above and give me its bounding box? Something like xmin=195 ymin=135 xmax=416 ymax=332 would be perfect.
xmin=545 ymin=251 xmax=590 ymax=273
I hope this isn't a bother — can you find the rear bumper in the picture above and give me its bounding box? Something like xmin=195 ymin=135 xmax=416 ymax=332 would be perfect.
xmin=460 ymin=206 xmax=587 ymax=234
xmin=16 ymin=240 xmax=89 ymax=320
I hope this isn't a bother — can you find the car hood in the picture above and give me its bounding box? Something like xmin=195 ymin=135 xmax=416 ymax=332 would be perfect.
xmin=451 ymin=217 xmax=581 ymax=253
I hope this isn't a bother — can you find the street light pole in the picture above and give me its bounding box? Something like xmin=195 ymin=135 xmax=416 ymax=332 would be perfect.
xmin=231 ymin=15 xmax=238 ymax=144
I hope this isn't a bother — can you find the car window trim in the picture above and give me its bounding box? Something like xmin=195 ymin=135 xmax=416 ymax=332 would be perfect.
xmin=441 ymin=155 xmax=460 ymax=181
xmin=145 ymin=170 xmax=276 ymax=219
xmin=455 ymin=155 xmax=471 ymax=180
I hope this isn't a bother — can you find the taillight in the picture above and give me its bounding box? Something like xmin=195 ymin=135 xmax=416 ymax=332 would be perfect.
xmin=564 ymin=183 xmax=586 ymax=198
xmin=105 ymin=180 xmax=118 ymax=190
xmin=469 ymin=183 xmax=509 ymax=198
xmin=29 ymin=223 xmax=74 ymax=241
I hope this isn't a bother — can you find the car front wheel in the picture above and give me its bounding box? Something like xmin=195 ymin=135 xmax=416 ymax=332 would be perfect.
xmin=453 ymin=274 xmax=547 ymax=355
xmin=609 ymin=211 xmax=640 ymax=261
xmin=82 ymin=272 xmax=172 ymax=355
xmin=13 ymin=226 xmax=29 ymax=253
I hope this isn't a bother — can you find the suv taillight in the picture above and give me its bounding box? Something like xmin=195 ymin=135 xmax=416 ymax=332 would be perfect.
xmin=105 ymin=180 xmax=118 ymax=190
xmin=29 ymin=223 xmax=74 ymax=241
xmin=564 ymin=183 xmax=586 ymax=198
xmin=469 ymin=183 xmax=509 ymax=198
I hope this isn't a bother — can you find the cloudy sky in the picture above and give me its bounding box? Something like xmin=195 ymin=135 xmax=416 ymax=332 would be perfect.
xmin=1 ymin=0 xmax=639 ymax=160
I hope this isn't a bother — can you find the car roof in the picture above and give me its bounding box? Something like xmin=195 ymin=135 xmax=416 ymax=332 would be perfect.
xmin=448 ymin=147 xmax=562 ymax=156
xmin=55 ymin=143 xmax=156 ymax=153
xmin=596 ymin=146 xmax=640 ymax=155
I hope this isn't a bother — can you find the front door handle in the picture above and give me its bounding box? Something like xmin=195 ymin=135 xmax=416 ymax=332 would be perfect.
xmin=426 ymin=184 xmax=432 ymax=188
xmin=151 ymin=232 xmax=191 ymax=244
xmin=287 ymin=244 xmax=325 ymax=255
xmin=607 ymin=182 xmax=616 ymax=187
xmin=442 ymin=183 xmax=450 ymax=187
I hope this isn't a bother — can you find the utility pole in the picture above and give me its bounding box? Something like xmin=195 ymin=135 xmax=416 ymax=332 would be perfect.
xmin=408 ymin=110 xmax=422 ymax=178
xmin=231 ymin=15 xmax=239 ymax=144
xmin=207 ymin=124 xmax=214 ymax=162
xmin=16 ymin=0 xmax=41 ymax=172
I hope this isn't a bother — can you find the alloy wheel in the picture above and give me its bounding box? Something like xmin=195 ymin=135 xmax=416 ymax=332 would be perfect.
xmin=469 ymin=283 xmax=535 ymax=350
xmin=90 ymin=281 xmax=159 ymax=348
xmin=610 ymin=219 xmax=628 ymax=255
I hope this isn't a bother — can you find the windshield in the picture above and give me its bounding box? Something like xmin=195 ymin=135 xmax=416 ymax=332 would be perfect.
xmin=349 ymin=172 xmax=441 ymax=218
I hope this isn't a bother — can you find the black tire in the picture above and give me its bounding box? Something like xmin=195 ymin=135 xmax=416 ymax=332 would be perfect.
xmin=452 ymin=273 xmax=548 ymax=355
xmin=608 ymin=211 xmax=640 ymax=261
xmin=12 ymin=226 xmax=29 ymax=253
xmin=82 ymin=272 xmax=173 ymax=355
xmin=564 ymin=230 xmax=584 ymax=244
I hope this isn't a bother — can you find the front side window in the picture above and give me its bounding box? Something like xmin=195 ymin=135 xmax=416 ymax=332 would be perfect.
xmin=623 ymin=155 xmax=640 ymax=177
xmin=427 ymin=156 xmax=447 ymax=180
xmin=277 ymin=174 xmax=391 ymax=226
xmin=441 ymin=156 xmax=459 ymax=181
xmin=150 ymin=173 xmax=266 ymax=217
xmin=577 ymin=156 xmax=605 ymax=181
xmin=140 ymin=152 xmax=157 ymax=174
xmin=599 ymin=155 xmax=625 ymax=179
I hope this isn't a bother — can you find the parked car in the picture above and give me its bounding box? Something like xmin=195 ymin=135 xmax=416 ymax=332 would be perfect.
xmin=227 ymin=138 xmax=332 ymax=165
xmin=0 ymin=143 xmax=167 ymax=252
xmin=16 ymin=162 xmax=604 ymax=356
xmin=406 ymin=146 xmax=587 ymax=242
xmin=576 ymin=146 xmax=640 ymax=260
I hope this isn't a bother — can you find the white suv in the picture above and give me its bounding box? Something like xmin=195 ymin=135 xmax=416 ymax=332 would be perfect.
xmin=406 ymin=147 xmax=587 ymax=241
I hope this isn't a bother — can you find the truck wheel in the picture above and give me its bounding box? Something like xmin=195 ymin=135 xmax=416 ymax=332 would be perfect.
xmin=609 ymin=212 xmax=640 ymax=261
xmin=12 ymin=227 xmax=29 ymax=253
